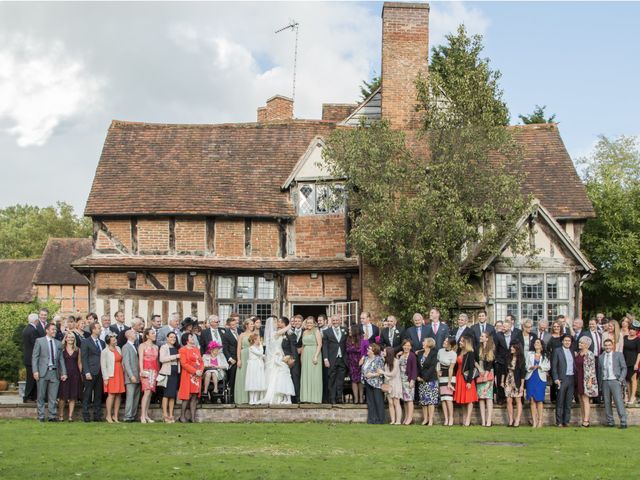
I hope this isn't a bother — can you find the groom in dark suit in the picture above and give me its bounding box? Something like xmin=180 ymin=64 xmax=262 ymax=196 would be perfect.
xmin=80 ymin=321 xmax=105 ymax=422
xmin=322 ymin=314 xmax=348 ymax=404
xmin=279 ymin=316 xmax=301 ymax=403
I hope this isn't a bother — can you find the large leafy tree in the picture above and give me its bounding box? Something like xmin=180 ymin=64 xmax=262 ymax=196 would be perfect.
xmin=518 ymin=105 xmax=557 ymax=125
xmin=580 ymin=135 xmax=640 ymax=318
xmin=324 ymin=26 xmax=530 ymax=321
xmin=0 ymin=202 xmax=91 ymax=259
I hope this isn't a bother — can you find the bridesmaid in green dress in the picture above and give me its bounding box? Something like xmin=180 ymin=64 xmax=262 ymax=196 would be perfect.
xmin=234 ymin=318 xmax=255 ymax=405
xmin=300 ymin=317 xmax=323 ymax=403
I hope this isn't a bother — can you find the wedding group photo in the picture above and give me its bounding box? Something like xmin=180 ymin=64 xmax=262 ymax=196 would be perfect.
xmin=0 ymin=0 xmax=638 ymax=478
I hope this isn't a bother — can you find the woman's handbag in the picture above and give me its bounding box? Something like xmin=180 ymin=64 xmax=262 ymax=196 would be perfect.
xmin=381 ymin=383 xmax=392 ymax=393
xmin=476 ymin=370 xmax=494 ymax=384
xmin=156 ymin=373 xmax=168 ymax=388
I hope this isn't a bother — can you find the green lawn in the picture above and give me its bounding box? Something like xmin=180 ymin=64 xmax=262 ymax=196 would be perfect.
xmin=0 ymin=420 xmax=633 ymax=479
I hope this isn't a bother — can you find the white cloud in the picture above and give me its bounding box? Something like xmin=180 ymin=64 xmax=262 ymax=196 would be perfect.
xmin=429 ymin=1 xmax=491 ymax=46
xmin=0 ymin=34 xmax=102 ymax=147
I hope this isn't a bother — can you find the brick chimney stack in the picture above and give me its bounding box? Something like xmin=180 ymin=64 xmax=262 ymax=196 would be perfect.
xmin=256 ymin=95 xmax=294 ymax=122
xmin=381 ymin=2 xmax=429 ymax=130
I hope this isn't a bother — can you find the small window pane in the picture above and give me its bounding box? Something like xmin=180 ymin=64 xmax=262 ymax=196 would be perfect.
xmin=237 ymin=276 xmax=255 ymax=299
xmin=218 ymin=304 xmax=233 ymax=322
xmin=496 ymin=274 xmax=518 ymax=299
xmin=521 ymin=274 xmax=544 ymax=300
xmin=237 ymin=303 xmax=253 ymax=320
xmin=316 ymin=184 xmax=344 ymax=214
xmin=522 ymin=303 xmax=544 ymax=325
xmin=298 ymin=184 xmax=315 ymax=215
xmin=257 ymin=277 xmax=275 ymax=299
xmin=547 ymin=274 xmax=569 ymax=300
xmin=547 ymin=303 xmax=569 ymax=320
xmin=256 ymin=303 xmax=272 ymax=320
xmin=496 ymin=303 xmax=518 ymax=322
xmin=217 ymin=277 xmax=234 ymax=299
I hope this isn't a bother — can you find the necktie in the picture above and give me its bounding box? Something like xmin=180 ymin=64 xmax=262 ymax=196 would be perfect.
xmin=434 ymin=323 xmax=438 ymax=335
xmin=481 ymin=324 xmax=485 ymax=334
xmin=49 ymin=339 xmax=55 ymax=366
xmin=390 ymin=328 xmax=394 ymax=341
xmin=595 ymin=333 xmax=600 ymax=355
xmin=95 ymin=339 xmax=101 ymax=351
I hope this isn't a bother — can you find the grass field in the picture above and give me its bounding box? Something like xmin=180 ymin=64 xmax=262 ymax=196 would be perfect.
xmin=0 ymin=420 xmax=633 ymax=479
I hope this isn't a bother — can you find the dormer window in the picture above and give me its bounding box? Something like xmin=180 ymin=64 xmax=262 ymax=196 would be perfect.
xmin=297 ymin=183 xmax=344 ymax=215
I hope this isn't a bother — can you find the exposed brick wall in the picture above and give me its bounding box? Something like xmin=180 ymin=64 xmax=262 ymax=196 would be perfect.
xmin=95 ymin=230 xmax=112 ymax=250
xmin=322 ymin=103 xmax=357 ymax=122
xmin=361 ymin=262 xmax=385 ymax=318
xmin=138 ymin=218 xmax=170 ymax=252
xmin=97 ymin=220 xmax=132 ymax=251
xmin=175 ymin=219 xmax=206 ymax=252
xmin=251 ymin=220 xmax=280 ymax=257
xmin=286 ymin=273 xmax=353 ymax=299
xmin=257 ymin=95 xmax=294 ymax=122
xmin=295 ymin=215 xmax=345 ymax=258
xmin=381 ymin=3 xmax=429 ymax=130
xmin=324 ymin=275 xmax=347 ymax=298
xmin=194 ymin=274 xmax=206 ymax=291
xmin=174 ymin=273 xmax=187 ymax=291
xmin=215 ymin=219 xmax=245 ymax=257
xmin=36 ymin=284 xmax=90 ymax=316
xmin=95 ymin=271 xmax=129 ymax=289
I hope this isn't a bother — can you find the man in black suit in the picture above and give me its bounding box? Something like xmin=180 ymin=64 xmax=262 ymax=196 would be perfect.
xmin=109 ymin=310 xmax=129 ymax=337
xmin=471 ymin=310 xmax=496 ymax=347
xmin=36 ymin=308 xmax=49 ymax=337
xmin=22 ymin=313 xmax=41 ymax=402
xmin=280 ymin=316 xmax=301 ymax=403
xmin=359 ymin=311 xmax=379 ymax=344
xmin=452 ymin=313 xmax=473 ymax=345
xmin=504 ymin=315 xmax=524 ymax=345
xmin=201 ymin=314 xmax=225 ymax=354
xmin=552 ymin=334 xmax=576 ymax=427
xmin=403 ymin=313 xmax=429 ymax=352
xmin=522 ymin=319 xmax=538 ymax=352
xmin=80 ymin=321 xmax=105 ymax=422
xmin=322 ymin=314 xmax=348 ymax=404
xmin=380 ymin=315 xmax=404 ymax=354
xmin=222 ymin=315 xmax=240 ymax=402
xmin=571 ymin=318 xmax=587 ymax=352
xmin=291 ymin=315 xmax=304 ymax=352
xmin=425 ymin=308 xmax=450 ymax=350
xmin=494 ymin=317 xmax=522 ymax=404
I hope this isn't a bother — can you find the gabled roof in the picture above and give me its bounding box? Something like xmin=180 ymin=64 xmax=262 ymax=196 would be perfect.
xmin=0 ymin=259 xmax=38 ymax=303
xmin=32 ymin=238 xmax=92 ymax=285
xmin=282 ymin=136 xmax=339 ymax=189
xmin=479 ymin=200 xmax=596 ymax=273
xmin=339 ymin=87 xmax=381 ymax=126
xmin=85 ymin=120 xmax=337 ymax=218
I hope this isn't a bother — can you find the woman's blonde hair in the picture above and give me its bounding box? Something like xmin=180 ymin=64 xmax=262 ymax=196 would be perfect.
xmin=248 ymin=333 xmax=260 ymax=345
xmin=460 ymin=336 xmax=474 ymax=354
xmin=64 ymin=331 xmax=78 ymax=352
xmin=422 ymin=337 xmax=436 ymax=350
xmin=479 ymin=334 xmax=495 ymax=362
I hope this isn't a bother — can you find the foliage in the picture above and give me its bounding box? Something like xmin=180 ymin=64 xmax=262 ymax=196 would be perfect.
xmin=0 ymin=299 xmax=60 ymax=353
xmin=358 ymin=75 xmax=381 ymax=101
xmin=0 ymin=339 xmax=21 ymax=382
xmin=518 ymin=105 xmax=557 ymax=125
xmin=580 ymin=135 xmax=640 ymax=318
xmin=0 ymin=421 xmax=636 ymax=479
xmin=324 ymin=25 xmax=529 ymax=321
xmin=0 ymin=202 xmax=91 ymax=259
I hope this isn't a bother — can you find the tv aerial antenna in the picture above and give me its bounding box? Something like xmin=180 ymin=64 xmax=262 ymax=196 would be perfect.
xmin=275 ymin=20 xmax=299 ymax=102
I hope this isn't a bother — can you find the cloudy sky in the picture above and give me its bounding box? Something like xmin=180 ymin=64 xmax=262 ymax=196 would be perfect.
xmin=1 ymin=1 xmax=638 ymax=214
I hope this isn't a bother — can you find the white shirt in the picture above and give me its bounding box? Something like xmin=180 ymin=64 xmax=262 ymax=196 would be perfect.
xmin=604 ymin=352 xmax=615 ymax=380
xmin=333 ymin=327 xmax=342 ymax=357
xmin=563 ymin=347 xmax=574 ymax=376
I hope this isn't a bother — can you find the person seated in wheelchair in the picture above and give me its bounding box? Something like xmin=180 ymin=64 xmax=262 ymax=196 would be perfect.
xmin=202 ymin=341 xmax=228 ymax=394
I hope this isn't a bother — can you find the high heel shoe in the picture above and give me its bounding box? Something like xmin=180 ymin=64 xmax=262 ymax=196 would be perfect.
xmin=146 ymin=417 xmax=155 ymax=423
xmin=140 ymin=418 xmax=148 ymax=424
xmin=106 ymin=417 xmax=113 ymax=424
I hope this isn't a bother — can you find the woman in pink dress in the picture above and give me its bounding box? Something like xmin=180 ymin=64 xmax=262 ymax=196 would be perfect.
xmin=138 ymin=328 xmax=159 ymax=423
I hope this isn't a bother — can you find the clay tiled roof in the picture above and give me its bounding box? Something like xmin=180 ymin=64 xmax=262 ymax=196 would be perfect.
xmin=73 ymin=255 xmax=359 ymax=273
xmin=507 ymin=124 xmax=594 ymax=220
xmin=0 ymin=259 xmax=38 ymax=303
xmin=85 ymin=120 xmax=336 ymax=218
xmin=33 ymin=238 xmax=92 ymax=285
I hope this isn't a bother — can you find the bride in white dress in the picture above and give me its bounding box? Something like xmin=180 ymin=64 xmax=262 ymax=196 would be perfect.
xmin=259 ymin=317 xmax=296 ymax=405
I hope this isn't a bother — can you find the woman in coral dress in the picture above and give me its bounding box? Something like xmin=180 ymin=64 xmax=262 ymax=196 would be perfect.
xmin=453 ymin=335 xmax=478 ymax=426
xmin=178 ymin=332 xmax=204 ymax=422
xmin=139 ymin=328 xmax=159 ymax=423
xmin=101 ymin=333 xmax=125 ymax=423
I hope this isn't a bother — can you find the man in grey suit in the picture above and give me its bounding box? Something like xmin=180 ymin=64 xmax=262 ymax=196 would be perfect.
xmin=157 ymin=312 xmax=182 ymax=348
xmin=121 ymin=329 xmax=141 ymax=422
xmin=552 ymin=334 xmax=576 ymax=427
xmin=599 ymin=338 xmax=628 ymax=428
xmin=32 ymin=323 xmax=67 ymax=421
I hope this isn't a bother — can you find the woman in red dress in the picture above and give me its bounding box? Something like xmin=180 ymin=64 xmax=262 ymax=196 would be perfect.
xmin=453 ymin=335 xmax=479 ymax=426
xmin=178 ymin=332 xmax=204 ymax=423
xmin=139 ymin=328 xmax=159 ymax=424
xmin=101 ymin=333 xmax=125 ymax=423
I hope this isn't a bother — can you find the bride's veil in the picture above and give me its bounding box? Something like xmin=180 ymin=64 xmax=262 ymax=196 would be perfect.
xmin=263 ymin=316 xmax=277 ymax=365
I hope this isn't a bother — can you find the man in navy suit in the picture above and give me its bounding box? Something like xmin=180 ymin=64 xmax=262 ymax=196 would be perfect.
xmin=403 ymin=313 xmax=429 ymax=352
xmin=80 ymin=321 xmax=106 ymax=422
xmin=471 ymin=310 xmax=496 ymax=347
xmin=425 ymin=308 xmax=450 ymax=350
xmin=359 ymin=311 xmax=379 ymax=344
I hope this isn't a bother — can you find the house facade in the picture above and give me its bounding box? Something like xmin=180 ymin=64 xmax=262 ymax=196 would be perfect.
xmin=75 ymin=2 xmax=595 ymax=326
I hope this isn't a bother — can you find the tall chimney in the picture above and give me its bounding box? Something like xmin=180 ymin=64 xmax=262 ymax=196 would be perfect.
xmin=381 ymin=2 xmax=429 ymax=130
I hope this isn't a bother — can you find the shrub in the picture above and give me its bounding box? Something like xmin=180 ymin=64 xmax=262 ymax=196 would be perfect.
xmin=0 ymin=338 xmax=22 ymax=383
